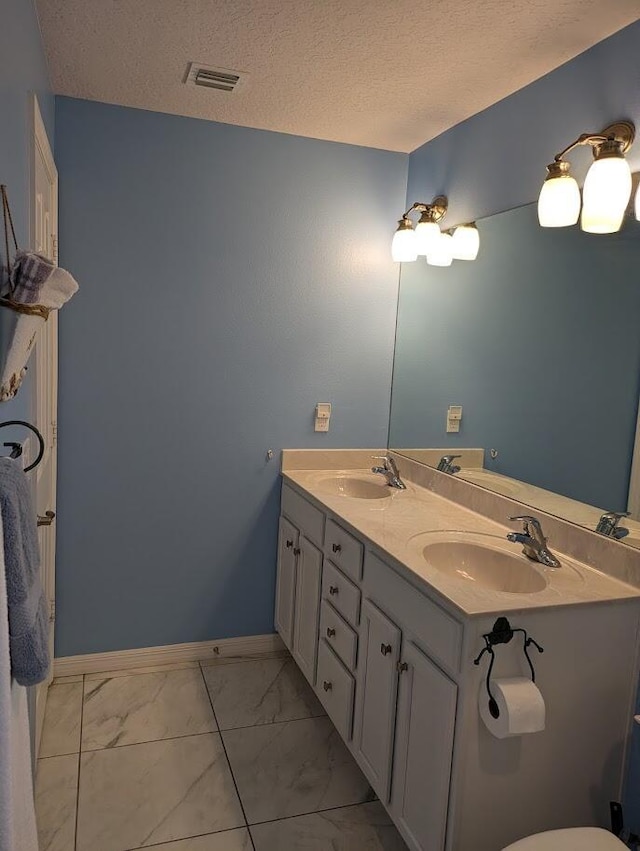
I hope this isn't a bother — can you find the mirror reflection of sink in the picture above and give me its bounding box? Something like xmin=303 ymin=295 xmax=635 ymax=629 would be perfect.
xmin=316 ymin=474 xmax=393 ymax=500
xmin=412 ymin=531 xmax=548 ymax=593
xmin=457 ymin=469 xmax=525 ymax=498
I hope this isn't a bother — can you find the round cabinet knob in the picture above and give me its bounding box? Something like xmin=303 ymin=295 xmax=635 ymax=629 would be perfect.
xmin=323 ymin=681 xmax=332 ymax=692
xmin=285 ymin=540 xmax=293 ymax=549
xmin=332 ymin=543 xmax=342 ymax=553
xmin=380 ymin=643 xmax=392 ymax=656
xmin=326 ymin=627 xmax=336 ymax=638
xmin=329 ymin=585 xmax=339 ymax=595
xmin=293 ymin=547 xmax=301 ymax=556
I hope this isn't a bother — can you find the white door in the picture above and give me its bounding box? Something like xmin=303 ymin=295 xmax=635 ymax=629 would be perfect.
xmin=30 ymin=95 xmax=58 ymax=755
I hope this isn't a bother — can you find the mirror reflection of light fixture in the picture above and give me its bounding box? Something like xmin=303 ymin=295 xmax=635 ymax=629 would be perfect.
xmin=538 ymin=121 xmax=635 ymax=234
xmin=427 ymin=231 xmax=454 ymax=267
xmin=451 ymin=223 xmax=480 ymax=260
xmin=391 ymin=196 xmax=448 ymax=263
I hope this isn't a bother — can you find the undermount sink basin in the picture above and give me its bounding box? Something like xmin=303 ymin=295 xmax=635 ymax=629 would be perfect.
xmin=316 ymin=474 xmax=392 ymax=500
xmin=416 ymin=532 xmax=548 ymax=594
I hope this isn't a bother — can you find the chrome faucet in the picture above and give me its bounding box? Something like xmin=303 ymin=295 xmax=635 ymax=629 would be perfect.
xmin=507 ymin=515 xmax=560 ymax=568
xmin=595 ymin=511 xmax=630 ymax=540
xmin=437 ymin=454 xmax=461 ymax=474
xmin=371 ymin=456 xmax=406 ymax=489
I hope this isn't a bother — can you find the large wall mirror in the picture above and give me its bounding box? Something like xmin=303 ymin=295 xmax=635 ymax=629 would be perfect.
xmin=388 ymin=201 xmax=640 ymax=548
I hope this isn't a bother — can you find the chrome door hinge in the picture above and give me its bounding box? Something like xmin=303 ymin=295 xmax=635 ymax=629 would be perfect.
xmin=49 ymin=599 xmax=56 ymax=624
xmin=52 ymin=421 xmax=58 ymax=446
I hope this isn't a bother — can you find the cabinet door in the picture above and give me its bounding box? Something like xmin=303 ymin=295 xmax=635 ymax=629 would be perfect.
xmin=274 ymin=516 xmax=299 ymax=651
xmin=354 ymin=599 xmax=401 ymax=801
xmin=292 ymin=536 xmax=323 ymax=685
xmin=391 ymin=642 xmax=457 ymax=851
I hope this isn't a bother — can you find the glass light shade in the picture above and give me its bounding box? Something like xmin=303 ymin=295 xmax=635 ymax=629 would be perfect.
xmin=415 ymin=220 xmax=441 ymax=255
xmin=451 ymin=223 xmax=480 ymax=260
xmin=537 ymin=174 xmax=581 ymax=227
xmin=391 ymin=226 xmax=417 ymax=262
xmin=426 ymin=232 xmax=453 ymax=267
xmin=580 ymin=154 xmax=632 ymax=234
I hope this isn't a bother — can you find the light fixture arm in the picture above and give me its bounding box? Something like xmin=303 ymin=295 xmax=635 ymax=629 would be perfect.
xmin=400 ymin=195 xmax=448 ymax=224
xmin=551 ymin=122 xmax=635 ymax=164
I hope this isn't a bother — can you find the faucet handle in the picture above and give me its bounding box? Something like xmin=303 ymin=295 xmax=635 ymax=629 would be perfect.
xmin=509 ymin=515 xmax=544 ymax=538
xmin=372 ymin=455 xmax=390 ymax=468
xmin=601 ymin=511 xmax=630 ymax=523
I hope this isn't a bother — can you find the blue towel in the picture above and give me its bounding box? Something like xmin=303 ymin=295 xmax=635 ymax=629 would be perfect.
xmin=0 ymin=458 xmax=49 ymax=686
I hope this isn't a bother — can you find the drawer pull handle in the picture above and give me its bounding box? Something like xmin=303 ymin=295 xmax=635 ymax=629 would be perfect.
xmin=332 ymin=543 xmax=342 ymax=553
xmin=293 ymin=547 xmax=301 ymax=556
xmin=323 ymin=680 xmax=332 ymax=692
xmin=398 ymin=661 xmax=408 ymax=673
xmin=326 ymin=627 xmax=336 ymax=638
xmin=286 ymin=539 xmax=294 ymax=549
xmin=329 ymin=585 xmax=339 ymax=595
xmin=380 ymin=643 xmax=392 ymax=656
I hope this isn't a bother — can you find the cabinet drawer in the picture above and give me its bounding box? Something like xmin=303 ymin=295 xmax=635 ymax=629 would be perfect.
xmin=322 ymin=561 xmax=361 ymax=627
xmin=364 ymin=552 xmax=462 ymax=675
xmin=319 ymin=600 xmax=358 ymax=671
xmin=324 ymin=519 xmax=363 ymax=582
xmin=281 ymin=484 xmax=325 ymax=547
xmin=316 ymin=640 xmax=355 ymax=741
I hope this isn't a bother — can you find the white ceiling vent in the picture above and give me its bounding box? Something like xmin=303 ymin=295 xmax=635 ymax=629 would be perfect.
xmin=185 ymin=62 xmax=247 ymax=93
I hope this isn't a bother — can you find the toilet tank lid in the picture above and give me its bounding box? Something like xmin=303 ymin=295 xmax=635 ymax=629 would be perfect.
xmin=502 ymin=828 xmax=627 ymax=851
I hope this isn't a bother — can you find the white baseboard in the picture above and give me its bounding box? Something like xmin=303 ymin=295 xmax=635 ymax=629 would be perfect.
xmin=53 ymin=632 xmax=286 ymax=677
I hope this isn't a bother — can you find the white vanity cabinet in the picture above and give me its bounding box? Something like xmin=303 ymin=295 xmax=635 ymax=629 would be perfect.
xmin=275 ymin=480 xmax=640 ymax=851
xmin=276 ymin=483 xmax=461 ymax=850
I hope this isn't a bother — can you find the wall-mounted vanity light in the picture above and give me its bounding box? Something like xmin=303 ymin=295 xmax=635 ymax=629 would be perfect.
xmin=391 ymin=196 xmax=480 ymax=264
xmin=538 ymin=121 xmax=636 ymax=234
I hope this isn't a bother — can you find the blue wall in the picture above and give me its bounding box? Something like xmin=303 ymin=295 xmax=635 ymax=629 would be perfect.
xmin=54 ymin=97 xmax=407 ymax=656
xmin=0 ymin=0 xmax=54 ymax=423
xmin=390 ymin=204 xmax=640 ymax=511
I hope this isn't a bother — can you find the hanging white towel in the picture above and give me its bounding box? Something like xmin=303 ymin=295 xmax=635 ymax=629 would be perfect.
xmin=0 ymin=250 xmax=79 ymax=401
xmin=0 ymin=508 xmax=38 ymax=851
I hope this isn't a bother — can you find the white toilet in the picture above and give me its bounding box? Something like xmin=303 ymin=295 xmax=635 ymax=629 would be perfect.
xmin=503 ymin=827 xmax=627 ymax=850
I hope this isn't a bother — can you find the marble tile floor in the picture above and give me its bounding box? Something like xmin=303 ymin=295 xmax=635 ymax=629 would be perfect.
xmin=36 ymin=653 xmax=408 ymax=851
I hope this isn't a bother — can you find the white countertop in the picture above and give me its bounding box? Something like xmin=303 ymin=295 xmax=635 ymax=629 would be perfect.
xmin=283 ymin=468 xmax=640 ymax=619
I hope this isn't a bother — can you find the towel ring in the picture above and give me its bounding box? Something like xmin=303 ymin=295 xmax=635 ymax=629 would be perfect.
xmin=0 ymin=420 xmax=45 ymax=472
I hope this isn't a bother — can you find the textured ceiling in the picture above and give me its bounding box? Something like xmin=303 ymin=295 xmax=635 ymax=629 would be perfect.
xmin=36 ymin=0 xmax=640 ymax=153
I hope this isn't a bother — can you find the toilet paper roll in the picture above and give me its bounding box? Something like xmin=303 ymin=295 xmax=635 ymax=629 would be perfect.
xmin=479 ymin=677 xmax=545 ymax=739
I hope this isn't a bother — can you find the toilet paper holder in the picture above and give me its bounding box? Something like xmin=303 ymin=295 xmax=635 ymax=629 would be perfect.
xmin=473 ymin=616 xmax=544 ymax=719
